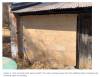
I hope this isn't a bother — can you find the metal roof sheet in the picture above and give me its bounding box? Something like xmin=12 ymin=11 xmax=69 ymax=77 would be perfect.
xmin=12 ymin=2 xmax=92 ymax=13
xmin=11 ymin=2 xmax=41 ymax=11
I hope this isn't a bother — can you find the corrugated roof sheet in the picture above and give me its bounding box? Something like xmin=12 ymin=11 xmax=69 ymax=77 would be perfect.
xmin=12 ymin=2 xmax=92 ymax=13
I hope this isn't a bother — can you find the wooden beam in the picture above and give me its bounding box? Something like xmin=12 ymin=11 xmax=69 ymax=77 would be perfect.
xmin=76 ymin=14 xmax=92 ymax=69
xmin=16 ymin=15 xmax=24 ymax=59
xmin=14 ymin=7 xmax=92 ymax=16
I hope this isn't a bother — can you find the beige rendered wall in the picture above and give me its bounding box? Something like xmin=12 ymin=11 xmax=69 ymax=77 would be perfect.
xmin=21 ymin=14 xmax=77 ymax=68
